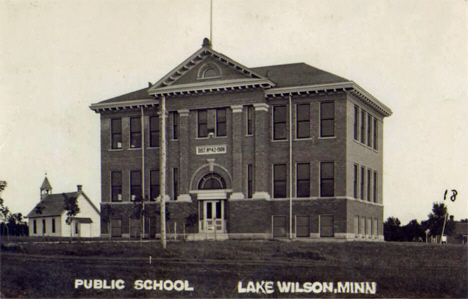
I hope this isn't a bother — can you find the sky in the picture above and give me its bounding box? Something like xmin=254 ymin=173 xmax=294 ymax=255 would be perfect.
xmin=0 ymin=0 xmax=466 ymax=225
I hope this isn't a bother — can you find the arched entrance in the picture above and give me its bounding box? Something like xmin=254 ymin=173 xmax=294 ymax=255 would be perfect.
xmin=198 ymin=173 xmax=227 ymax=237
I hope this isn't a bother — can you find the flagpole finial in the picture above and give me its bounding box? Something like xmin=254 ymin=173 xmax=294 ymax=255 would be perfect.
xmin=202 ymin=37 xmax=212 ymax=48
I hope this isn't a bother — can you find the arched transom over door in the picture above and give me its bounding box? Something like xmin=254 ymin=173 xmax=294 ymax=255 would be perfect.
xmin=198 ymin=173 xmax=226 ymax=190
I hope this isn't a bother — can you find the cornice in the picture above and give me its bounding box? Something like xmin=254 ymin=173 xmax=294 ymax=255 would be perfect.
xmin=89 ymin=99 xmax=159 ymax=113
xmin=265 ymin=82 xmax=392 ymax=117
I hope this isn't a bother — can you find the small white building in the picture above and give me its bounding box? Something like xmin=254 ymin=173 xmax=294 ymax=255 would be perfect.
xmin=26 ymin=176 xmax=100 ymax=237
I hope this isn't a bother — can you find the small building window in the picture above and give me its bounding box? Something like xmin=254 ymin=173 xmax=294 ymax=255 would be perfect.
xmin=111 ymin=171 xmax=122 ymax=202
xmin=273 ymin=106 xmax=287 ymax=140
xmin=173 ymin=168 xmax=179 ymax=200
xmin=367 ymin=169 xmax=371 ymax=201
xmin=198 ymin=110 xmax=208 ymax=138
xmin=273 ymin=164 xmax=287 ymax=198
xmin=360 ymin=167 xmax=365 ymax=200
xmin=172 ymin=112 xmax=179 ymax=140
xmin=150 ymin=169 xmax=160 ymax=201
xmin=149 ymin=115 xmax=159 ymax=147
xmin=247 ymin=164 xmax=253 ymax=198
xmin=296 ymin=163 xmax=310 ymax=197
xmin=75 ymin=222 xmax=79 ymax=234
xmin=130 ymin=117 xmax=141 ymax=148
xmin=354 ymin=106 xmax=359 ymax=141
xmin=33 ymin=219 xmax=37 ymax=234
xmin=296 ymin=103 xmax=310 ymax=139
xmin=320 ymin=102 xmax=334 ymax=137
xmin=360 ymin=110 xmax=366 ymax=144
xmin=373 ymin=118 xmax=378 ymax=150
xmin=111 ymin=118 xmax=122 ymax=149
xmin=367 ymin=114 xmax=372 ymax=147
xmin=52 ymin=218 xmax=56 ymax=233
xmin=246 ymin=106 xmax=254 ymax=135
xmin=216 ymin=108 xmax=226 ymax=137
xmin=42 ymin=219 xmax=46 ymax=234
xmin=373 ymin=171 xmax=378 ymax=203
xmin=130 ymin=170 xmax=142 ymax=200
xmin=320 ymin=162 xmax=334 ymax=197
xmin=354 ymin=164 xmax=358 ymax=198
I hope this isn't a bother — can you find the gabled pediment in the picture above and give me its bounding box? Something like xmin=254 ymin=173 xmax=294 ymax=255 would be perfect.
xmin=148 ymin=38 xmax=275 ymax=97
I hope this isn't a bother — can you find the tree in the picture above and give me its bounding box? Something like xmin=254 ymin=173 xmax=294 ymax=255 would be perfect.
xmin=384 ymin=217 xmax=401 ymax=241
xmin=101 ymin=204 xmax=114 ymax=241
xmin=63 ymin=193 xmax=80 ymax=241
xmin=401 ymin=219 xmax=424 ymax=242
xmin=0 ymin=198 xmax=11 ymax=240
xmin=422 ymin=202 xmax=455 ymax=238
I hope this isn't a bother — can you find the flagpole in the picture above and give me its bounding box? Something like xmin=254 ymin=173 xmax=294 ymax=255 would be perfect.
xmin=160 ymin=96 xmax=167 ymax=249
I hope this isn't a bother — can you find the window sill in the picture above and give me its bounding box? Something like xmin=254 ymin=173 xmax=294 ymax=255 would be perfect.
xmin=294 ymin=137 xmax=313 ymax=141
xmin=271 ymin=139 xmax=288 ymax=142
xmin=108 ymin=148 xmax=123 ymax=152
xmin=353 ymin=139 xmax=379 ymax=152
xmin=128 ymin=148 xmax=142 ymax=150
xmin=317 ymin=136 xmax=336 ymax=140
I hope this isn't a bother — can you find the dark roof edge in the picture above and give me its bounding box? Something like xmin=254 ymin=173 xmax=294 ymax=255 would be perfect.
xmin=266 ymin=81 xmax=392 ymax=117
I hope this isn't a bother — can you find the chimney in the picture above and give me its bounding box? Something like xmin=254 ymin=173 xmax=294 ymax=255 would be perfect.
xmin=450 ymin=215 xmax=454 ymax=221
xmin=77 ymin=185 xmax=83 ymax=192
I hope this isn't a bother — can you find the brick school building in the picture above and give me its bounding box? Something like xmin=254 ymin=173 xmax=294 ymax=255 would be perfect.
xmin=90 ymin=38 xmax=392 ymax=241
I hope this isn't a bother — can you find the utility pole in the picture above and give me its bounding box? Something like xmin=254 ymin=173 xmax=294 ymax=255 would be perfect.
xmin=160 ymin=96 xmax=167 ymax=249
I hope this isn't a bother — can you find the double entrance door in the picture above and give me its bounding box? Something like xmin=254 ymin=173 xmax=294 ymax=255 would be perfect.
xmin=200 ymin=200 xmax=225 ymax=234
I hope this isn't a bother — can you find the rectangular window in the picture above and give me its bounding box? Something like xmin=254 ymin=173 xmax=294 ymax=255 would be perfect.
xmin=320 ymin=162 xmax=334 ymax=197
xmin=149 ymin=115 xmax=159 ymax=147
xmin=296 ymin=163 xmax=310 ymax=197
xmin=320 ymin=102 xmax=334 ymax=137
xmin=130 ymin=117 xmax=141 ymax=148
xmin=373 ymin=118 xmax=378 ymax=150
xmin=354 ymin=216 xmax=359 ymax=237
xmin=111 ymin=118 xmax=122 ymax=149
xmin=247 ymin=106 xmax=254 ymax=135
xmin=360 ymin=110 xmax=366 ymax=144
xmin=42 ymin=219 xmax=46 ymax=234
xmin=354 ymin=164 xmax=358 ymax=198
xmin=111 ymin=218 xmax=122 ymax=237
xmin=173 ymin=168 xmax=179 ymax=200
xmin=273 ymin=106 xmax=287 ymax=140
xmin=130 ymin=170 xmax=142 ymax=200
xmin=33 ymin=219 xmax=37 ymax=234
xmin=320 ymin=215 xmax=334 ymax=237
xmin=367 ymin=114 xmax=372 ymax=147
xmin=111 ymin=171 xmax=122 ymax=202
xmin=198 ymin=110 xmax=208 ymax=138
xmin=273 ymin=164 xmax=287 ymax=198
xmin=172 ymin=112 xmax=179 ymax=140
xmin=75 ymin=222 xmax=79 ymax=234
xmin=367 ymin=169 xmax=371 ymax=201
xmin=216 ymin=108 xmax=226 ymax=137
xmin=373 ymin=171 xmax=378 ymax=203
xmin=354 ymin=106 xmax=359 ymax=140
xmin=247 ymin=164 xmax=253 ymax=198
xmin=150 ymin=169 xmax=160 ymax=201
xmin=360 ymin=167 xmax=365 ymax=200
xmin=296 ymin=103 xmax=310 ymax=139
xmin=52 ymin=218 xmax=56 ymax=233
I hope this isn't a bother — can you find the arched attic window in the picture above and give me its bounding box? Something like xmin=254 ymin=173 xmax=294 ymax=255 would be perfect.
xmin=198 ymin=63 xmax=222 ymax=79
xmin=198 ymin=173 xmax=226 ymax=190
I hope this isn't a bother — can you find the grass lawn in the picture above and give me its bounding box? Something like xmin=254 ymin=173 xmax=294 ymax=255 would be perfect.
xmin=1 ymin=238 xmax=467 ymax=298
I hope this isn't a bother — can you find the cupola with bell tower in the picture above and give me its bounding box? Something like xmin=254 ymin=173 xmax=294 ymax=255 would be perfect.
xmin=40 ymin=173 xmax=53 ymax=201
